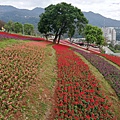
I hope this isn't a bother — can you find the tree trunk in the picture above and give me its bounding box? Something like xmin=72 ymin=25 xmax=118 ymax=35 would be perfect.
xmin=99 ymin=45 xmax=101 ymax=52
xmin=87 ymin=42 xmax=89 ymax=50
xmin=53 ymin=38 xmax=56 ymax=44
xmin=53 ymin=34 xmax=58 ymax=44
xmin=57 ymin=34 xmax=61 ymax=44
xmin=69 ymin=37 xmax=72 ymax=43
xmin=45 ymin=35 xmax=48 ymax=40
xmin=57 ymin=22 xmax=67 ymax=44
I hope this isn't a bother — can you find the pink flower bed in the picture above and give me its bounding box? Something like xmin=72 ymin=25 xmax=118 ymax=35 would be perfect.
xmin=0 ymin=42 xmax=46 ymax=119
xmin=0 ymin=31 xmax=45 ymax=41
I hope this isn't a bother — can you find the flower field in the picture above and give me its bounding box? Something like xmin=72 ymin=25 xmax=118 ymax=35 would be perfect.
xmin=0 ymin=42 xmax=49 ymax=119
xmin=74 ymin=49 xmax=120 ymax=99
xmin=50 ymin=45 xmax=116 ymax=120
xmin=0 ymin=32 xmax=120 ymax=119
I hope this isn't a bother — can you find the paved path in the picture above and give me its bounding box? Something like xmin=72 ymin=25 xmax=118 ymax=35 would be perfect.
xmin=49 ymin=39 xmax=120 ymax=56
xmin=112 ymin=53 xmax=120 ymax=56
xmin=102 ymin=46 xmax=114 ymax=54
xmin=103 ymin=46 xmax=120 ymax=56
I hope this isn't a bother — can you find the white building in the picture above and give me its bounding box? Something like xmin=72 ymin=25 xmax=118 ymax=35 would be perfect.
xmin=101 ymin=27 xmax=116 ymax=44
xmin=115 ymin=41 xmax=120 ymax=45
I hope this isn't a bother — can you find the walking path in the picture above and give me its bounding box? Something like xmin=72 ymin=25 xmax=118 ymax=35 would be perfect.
xmin=103 ymin=46 xmax=120 ymax=56
xmin=60 ymin=40 xmax=100 ymax=53
xmin=102 ymin=46 xmax=114 ymax=54
xmin=112 ymin=53 xmax=120 ymax=56
xmin=49 ymin=39 xmax=120 ymax=56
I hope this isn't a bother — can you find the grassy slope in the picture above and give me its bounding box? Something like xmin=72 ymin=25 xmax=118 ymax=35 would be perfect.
xmin=0 ymin=39 xmax=28 ymax=48
xmin=1 ymin=39 xmax=120 ymax=119
xmin=109 ymin=46 xmax=120 ymax=53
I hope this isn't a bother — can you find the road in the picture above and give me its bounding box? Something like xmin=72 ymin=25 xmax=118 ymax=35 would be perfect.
xmin=103 ymin=46 xmax=120 ymax=56
xmin=102 ymin=46 xmax=114 ymax=54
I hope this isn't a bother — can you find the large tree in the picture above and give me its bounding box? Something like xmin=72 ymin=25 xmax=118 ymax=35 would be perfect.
xmin=38 ymin=2 xmax=88 ymax=43
xmin=84 ymin=24 xmax=104 ymax=49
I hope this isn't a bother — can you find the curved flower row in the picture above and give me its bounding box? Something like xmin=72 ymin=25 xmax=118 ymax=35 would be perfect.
xmin=99 ymin=53 xmax=120 ymax=67
xmin=74 ymin=49 xmax=120 ymax=99
xmin=0 ymin=31 xmax=45 ymax=41
xmin=0 ymin=43 xmax=45 ymax=119
xmin=52 ymin=45 xmax=116 ymax=120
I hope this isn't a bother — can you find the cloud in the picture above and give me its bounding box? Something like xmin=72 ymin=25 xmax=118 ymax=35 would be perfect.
xmin=112 ymin=3 xmax=120 ymax=5
xmin=0 ymin=0 xmax=47 ymax=9
xmin=0 ymin=0 xmax=109 ymax=9
xmin=76 ymin=0 xmax=105 ymax=5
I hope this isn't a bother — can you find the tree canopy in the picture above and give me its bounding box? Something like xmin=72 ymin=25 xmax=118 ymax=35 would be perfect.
xmin=24 ymin=23 xmax=34 ymax=35
xmin=4 ymin=21 xmax=14 ymax=32
xmin=4 ymin=21 xmax=34 ymax=35
xmin=38 ymin=2 xmax=88 ymax=43
xmin=14 ymin=22 xmax=22 ymax=33
xmin=84 ymin=24 xmax=104 ymax=49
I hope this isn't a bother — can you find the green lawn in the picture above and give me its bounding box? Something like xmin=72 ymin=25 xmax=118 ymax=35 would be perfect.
xmin=0 ymin=39 xmax=28 ymax=48
xmin=109 ymin=46 xmax=120 ymax=53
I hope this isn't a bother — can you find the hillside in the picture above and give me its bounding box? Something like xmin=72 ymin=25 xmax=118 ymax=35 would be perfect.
xmin=0 ymin=5 xmax=44 ymax=28
xmin=84 ymin=11 xmax=120 ymax=27
xmin=0 ymin=32 xmax=120 ymax=119
xmin=0 ymin=5 xmax=120 ymax=27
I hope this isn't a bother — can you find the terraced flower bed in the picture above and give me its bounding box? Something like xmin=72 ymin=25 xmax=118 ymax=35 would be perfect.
xmin=0 ymin=42 xmax=46 ymax=119
xmin=0 ymin=34 xmax=119 ymax=119
xmin=50 ymin=45 xmax=116 ymax=119
xmin=74 ymin=49 xmax=120 ymax=99
xmin=0 ymin=31 xmax=45 ymax=41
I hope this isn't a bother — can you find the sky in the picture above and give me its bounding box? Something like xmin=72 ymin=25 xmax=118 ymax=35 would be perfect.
xmin=1 ymin=0 xmax=120 ymax=20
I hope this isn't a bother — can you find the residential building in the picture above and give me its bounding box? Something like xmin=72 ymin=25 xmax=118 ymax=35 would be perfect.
xmin=101 ymin=27 xmax=116 ymax=44
xmin=114 ymin=27 xmax=120 ymax=41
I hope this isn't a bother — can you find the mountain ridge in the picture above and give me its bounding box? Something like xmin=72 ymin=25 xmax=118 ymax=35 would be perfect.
xmin=0 ymin=5 xmax=120 ymax=28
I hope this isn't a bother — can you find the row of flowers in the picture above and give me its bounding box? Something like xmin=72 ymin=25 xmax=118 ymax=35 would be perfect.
xmin=52 ymin=44 xmax=116 ymax=119
xmin=68 ymin=41 xmax=120 ymax=67
xmin=74 ymin=48 xmax=120 ymax=99
xmin=0 ymin=43 xmax=45 ymax=119
xmin=0 ymin=31 xmax=45 ymax=41
xmin=98 ymin=53 xmax=120 ymax=67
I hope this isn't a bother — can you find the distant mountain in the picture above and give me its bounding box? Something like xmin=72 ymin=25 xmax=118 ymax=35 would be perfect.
xmin=0 ymin=5 xmax=120 ymax=28
xmin=83 ymin=11 xmax=120 ymax=27
xmin=0 ymin=5 xmax=18 ymax=12
xmin=0 ymin=5 xmax=44 ymax=28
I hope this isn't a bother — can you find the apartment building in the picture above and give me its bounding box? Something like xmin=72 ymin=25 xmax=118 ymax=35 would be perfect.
xmin=101 ymin=27 xmax=116 ymax=44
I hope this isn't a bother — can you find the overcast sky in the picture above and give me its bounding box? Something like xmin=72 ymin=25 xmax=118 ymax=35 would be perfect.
xmin=1 ymin=0 xmax=120 ymax=20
